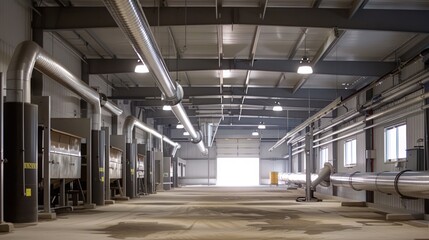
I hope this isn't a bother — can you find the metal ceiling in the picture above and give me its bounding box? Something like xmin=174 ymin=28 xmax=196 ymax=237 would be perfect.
xmin=32 ymin=0 xmax=429 ymax=131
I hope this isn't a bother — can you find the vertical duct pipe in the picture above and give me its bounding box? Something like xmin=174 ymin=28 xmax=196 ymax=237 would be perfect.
xmin=5 ymin=41 xmax=123 ymax=220
xmin=123 ymin=116 xmax=180 ymax=197
xmin=102 ymin=0 xmax=207 ymax=155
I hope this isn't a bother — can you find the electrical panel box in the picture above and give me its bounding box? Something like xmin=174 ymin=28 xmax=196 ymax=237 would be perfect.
xmin=405 ymin=148 xmax=424 ymax=171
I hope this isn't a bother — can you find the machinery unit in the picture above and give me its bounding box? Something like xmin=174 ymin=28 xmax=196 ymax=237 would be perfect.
xmin=109 ymin=146 xmax=124 ymax=197
xmin=136 ymin=153 xmax=145 ymax=195
xmin=49 ymin=129 xmax=82 ymax=180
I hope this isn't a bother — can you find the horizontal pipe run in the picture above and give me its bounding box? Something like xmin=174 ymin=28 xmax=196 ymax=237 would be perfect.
xmin=123 ymin=116 xmax=180 ymax=150
xmin=331 ymin=171 xmax=429 ymax=199
xmin=313 ymin=104 xmax=429 ymax=149
xmin=313 ymin=110 xmax=361 ymax=136
xmin=363 ymin=70 xmax=429 ymax=110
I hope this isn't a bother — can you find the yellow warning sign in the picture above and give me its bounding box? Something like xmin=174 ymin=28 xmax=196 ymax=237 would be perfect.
xmin=99 ymin=167 xmax=105 ymax=173
xmin=101 ymin=176 xmax=104 ymax=183
xmin=26 ymin=188 xmax=32 ymax=197
xmin=24 ymin=162 xmax=37 ymax=169
xmin=131 ymin=169 xmax=135 ymax=175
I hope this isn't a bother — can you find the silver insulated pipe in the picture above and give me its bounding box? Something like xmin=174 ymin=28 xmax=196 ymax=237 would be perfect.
xmin=103 ymin=0 xmax=208 ymax=155
xmin=331 ymin=171 xmax=429 ymax=199
xmin=6 ymin=41 xmax=123 ymax=130
xmin=123 ymin=116 xmax=180 ymax=154
xmin=280 ymin=163 xmax=333 ymax=188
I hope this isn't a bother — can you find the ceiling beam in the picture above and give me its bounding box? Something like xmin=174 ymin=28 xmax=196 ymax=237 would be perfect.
xmin=289 ymin=28 xmax=307 ymax=60
xmin=145 ymin=108 xmax=317 ymax=119
xmin=133 ymin=100 xmax=322 ymax=112
xmin=312 ymin=0 xmax=323 ymax=8
xmin=110 ymin=86 xmax=354 ymax=100
xmin=293 ymin=28 xmax=345 ymax=93
xmin=87 ymin=58 xmax=396 ymax=77
xmin=349 ymin=0 xmax=369 ymax=19
xmin=35 ymin=7 xmax=429 ymax=33
xmin=250 ymin=26 xmax=262 ymax=66
xmin=154 ymin=116 xmax=301 ymax=127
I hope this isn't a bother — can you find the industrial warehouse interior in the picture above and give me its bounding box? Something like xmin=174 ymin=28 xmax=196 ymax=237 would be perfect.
xmin=0 ymin=0 xmax=429 ymax=239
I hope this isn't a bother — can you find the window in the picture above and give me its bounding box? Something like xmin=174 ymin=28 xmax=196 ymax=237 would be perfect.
xmin=319 ymin=147 xmax=329 ymax=169
xmin=385 ymin=123 xmax=406 ymax=162
xmin=344 ymin=139 xmax=356 ymax=167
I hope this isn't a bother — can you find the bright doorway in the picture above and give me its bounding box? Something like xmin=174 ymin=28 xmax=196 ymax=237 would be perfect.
xmin=216 ymin=158 xmax=260 ymax=186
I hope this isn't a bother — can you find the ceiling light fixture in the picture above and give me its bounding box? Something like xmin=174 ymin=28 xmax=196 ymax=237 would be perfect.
xmin=183 ymin=131 xmax=190 ymax=136
xmin=258 ymin=122 xmax=266 ymax=129
xmin=297 ymin=31 xmax=313 ymax=75
xmin=252 ymin=131 xmax=259 ymax=136
xmin=134 ymin=60 xmax=149 ymax=73
xmin=273 ymin=102 xmax=283 ymax=112
xmin=162 ymin=105 xmax=172 ymax=111
xmin=176 ymin=124 xmax=184 ymax=129
xmin=297 ymin=57 xmax=313 ymax=74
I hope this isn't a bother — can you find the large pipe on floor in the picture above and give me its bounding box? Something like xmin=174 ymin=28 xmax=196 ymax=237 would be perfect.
xmin=280 ymin=163 xmax=333 ymax=188
xmin=103 ymin=0 xmax=207 ymax=155
xmin=331 ymin=171 xmax=429 ymax=199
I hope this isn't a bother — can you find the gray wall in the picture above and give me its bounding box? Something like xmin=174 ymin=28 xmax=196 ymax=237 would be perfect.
xmin=0 ymin=0 xmax=31 ymax=80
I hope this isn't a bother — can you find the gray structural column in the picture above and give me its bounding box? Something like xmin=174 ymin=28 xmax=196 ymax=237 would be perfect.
xmin=91 ymin=130 xmax=106 ymax=206
xmin=103 ymin=127 xmax=111 ymax=200
xmin=288 ymin=144 xmax=293 ymax=173
xmin=125 ymin=143 xmax=136 ymax=198
xmin=305 ymin=125 xmax=314 ymax=201
xmin=4 ymin=102 xmax=38 ymax=223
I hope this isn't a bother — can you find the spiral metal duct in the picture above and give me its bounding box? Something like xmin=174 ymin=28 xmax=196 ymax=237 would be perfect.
xmin=6 ymin=41 xmax=123 ymax=130
xmin=103 ymin=0 xmax=207 ymax=155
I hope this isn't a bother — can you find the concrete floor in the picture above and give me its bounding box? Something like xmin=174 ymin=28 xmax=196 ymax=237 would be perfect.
xmin=1 ymin=186 xmax=428 ymax=240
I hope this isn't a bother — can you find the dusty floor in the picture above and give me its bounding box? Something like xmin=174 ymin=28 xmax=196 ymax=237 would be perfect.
xmin=1 ymin=186 xmax=428 ymax=239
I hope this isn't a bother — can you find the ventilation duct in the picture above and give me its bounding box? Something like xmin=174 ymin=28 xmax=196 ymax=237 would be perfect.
xmin=103 ymin=0 xmax=207 ymax=155
xmin=6 ymin=41 xmax=123 ymax=129
xmin=123 ymin=116 xmax=180 ymax=156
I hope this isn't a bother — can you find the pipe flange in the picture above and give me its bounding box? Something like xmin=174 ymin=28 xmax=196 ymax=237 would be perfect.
xmin=348 ymin=171 xmax=361 ymax=191
xmin=163 ymin=83 xmax=184 ymax=106
xmin=99 ymin=93 xmax=107 ymax=107
xmin=191 ymin=130 xmax=203 ymax=144
xmin=393 ymin=170 xmax=416 ymax=199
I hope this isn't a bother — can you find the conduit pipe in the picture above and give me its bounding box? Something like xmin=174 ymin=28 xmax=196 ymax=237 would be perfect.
xmin=6 ymin=41 xmax=123 ymax=130
xmin=103 ymin=0 xmax=207 ymax=155
xmin=363 ymin=70 xmax=429 ymax=110
xmin=269 ymin=98 xmax=342 ymax=151
xmin=313 ymin=104 xmax=429 ymax=149
xmin=123 ymin=116 xmax=180 ymax=155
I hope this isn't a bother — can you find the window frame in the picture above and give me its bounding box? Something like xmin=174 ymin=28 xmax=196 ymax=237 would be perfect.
xmin=384 ymin=123 xmax=407 ymax=163
xmin=319 ymin=147 xmax=329 ymax=169
xmin=344 ymin=138 xmax=357 ymax=167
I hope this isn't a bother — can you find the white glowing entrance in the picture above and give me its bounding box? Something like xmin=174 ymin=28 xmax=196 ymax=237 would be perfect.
xmin=216 ymin=158 xmax=259 ymax=186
